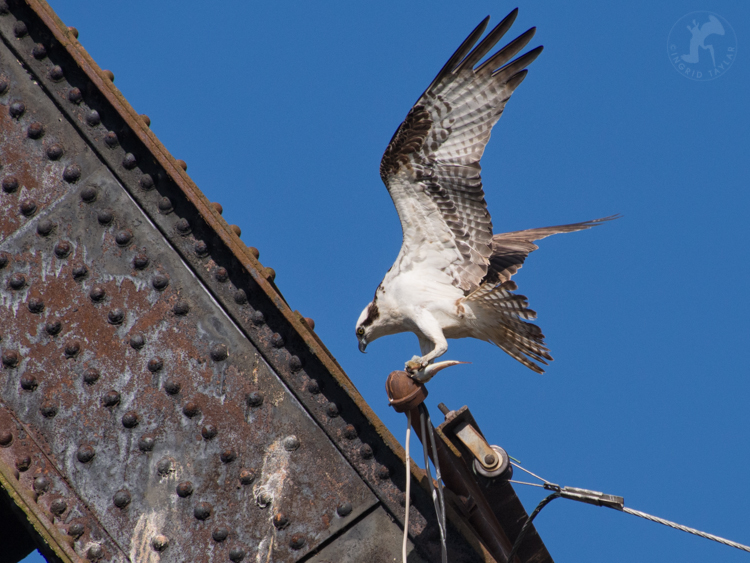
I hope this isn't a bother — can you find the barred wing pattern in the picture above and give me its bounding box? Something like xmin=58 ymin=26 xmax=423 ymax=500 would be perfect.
xmin=380 ymin=10 xmax=543 ymax=292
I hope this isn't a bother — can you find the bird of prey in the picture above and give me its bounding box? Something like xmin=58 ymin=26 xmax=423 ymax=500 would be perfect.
xmin=355 ymin=10 xmax=613 ymax=381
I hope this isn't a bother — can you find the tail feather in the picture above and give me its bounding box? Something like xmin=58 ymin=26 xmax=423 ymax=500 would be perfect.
xmin=464 ymin=281 xmax=551 ymax=373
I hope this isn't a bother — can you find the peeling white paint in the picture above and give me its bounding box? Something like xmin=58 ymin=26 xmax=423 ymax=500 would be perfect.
xmin=129 ymin=511 xmax=166 ymax=563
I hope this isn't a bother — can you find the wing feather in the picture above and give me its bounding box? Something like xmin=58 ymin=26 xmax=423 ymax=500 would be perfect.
xmin=380 ymin=12 xmax=543 ymax=292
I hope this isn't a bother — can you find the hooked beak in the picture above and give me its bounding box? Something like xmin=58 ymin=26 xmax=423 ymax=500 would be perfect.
xmin=358 ymin=339 xmax=367 ymax=353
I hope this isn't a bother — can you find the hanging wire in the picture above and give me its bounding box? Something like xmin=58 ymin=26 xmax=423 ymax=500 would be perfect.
xmin=507 ymin=492 xmax=561 ymax=562
xmin=402 ymin=411 xmax=411 ymax=563
xmin=419 ymin=404 xmax=448 ymax=563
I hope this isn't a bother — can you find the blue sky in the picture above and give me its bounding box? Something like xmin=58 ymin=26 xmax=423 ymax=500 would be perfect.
xmin=22 ymin=1 xmax=750 ymax=561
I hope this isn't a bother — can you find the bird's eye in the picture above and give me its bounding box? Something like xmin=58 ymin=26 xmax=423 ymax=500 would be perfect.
xmin=356 ymin=327 xmax=365 ymax=336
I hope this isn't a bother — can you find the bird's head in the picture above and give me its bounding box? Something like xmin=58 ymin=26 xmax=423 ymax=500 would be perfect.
xmin=355 ymin=301 xmax=381 ymax=353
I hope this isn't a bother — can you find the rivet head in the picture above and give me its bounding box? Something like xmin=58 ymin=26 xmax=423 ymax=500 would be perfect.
xmin=176 ymin=481 xmax=193 ymax=498
xmin=49 ymin=65 xmax=64 ymax=81
xmin=113 ymin=489 xmax=131 ymax=508
xmin=115 ymin=229 xmax=133 ymax=246
xmin=212 ymin=528 xmax=229 ymax=542
xmin=68 ymin=88 xmax=82 ymax=104
xmin=132 ymin=254 xmax=149 ymax=270
xmin=40 ymin=403 xmax=58 ymax=418
xmin=0 ymin=78 xmax=7 ymax=93
xmin=85 ymin=110 xmax=100 ymax=127
xmin=211 ymin=202 xmax=223 ymax=215
xmin=182 ymin=401 xmax=201 ymax=418
xmin=175 ymin=218 xmax=191 ymax=235
xmin=176 ymin=159 xmax=187 ymax=171
xmin=263 ymin=267 xmax=276 ymax=282
xmin=194 ymin=502 xmax=212 ymax=521
xmin=45 ymin=320 xmax=62 ymax=336
xmin=229 ymin=548 xmax=246 ymax=562
xmin=157 ymin=197 xmax=173 ymax=214
xmin=151 ymin=275 xmax=169 ymax=290
xmin=68 ymin=26 xmax=79 ymax=38
xmin=151 ymin=535 xmax=169 ymax=553
xmin=230 ymin=224 xmax=241 ymax=237
xmin=76 ymin=445 xmax=95 ymax=463
xmin=97 ymin=209 xmax=113 ymax=225
xmin=326 ymin=402 xmax=339 ymax=418
xmin=27 ymin=121 xmax=44 ymax=139
xmin=101 ymin=390 xmax=120 ymax=408
xmin=37 ymin=219 xmax=55 ymax=236
xmin=67 ymin=523 xmax=84 ymax=538
xmin=140 ymin=114 xmax=151 ymax=127
xmin=16 ymin=456 xmax=31 ymax=472
xmin=80 ymin=185 xmax=98 ymax=202
xmin=139 ymin=174 xmax=154 ymax=190
xmin=89 ymin=286 xmax=106 ymax=302
xmin=33 ymin=475 xmax=50 ymax=493
xmin=194 ymin=240 xmax=208 ymax=256
xmin=147 ymin=357 xmax=163 ymax=372
xmin=156 ymin=456 xmax=174 ymax=476
xmin=215 ymin=267 xmax=228 ymax=282
xmin=246 ymin=392 xmax=263 ymax=408
xmin=173 ymin=301 xmax=190 ymax=316
xmin=83 ymin=368 xmax=100 ymax=385
xmin=220 ymin=449 xmax=237 ymax=464
xmin=108 ymin=308 xmax=125 ymax=325
xmin=201 ymin=424 xmax=217 ymax=440
xmin=306 ymin=380 xmax=320 ymax=394
xmin=239 ymin=469 xmax=255 ymax=486
xmin=54 ymin=240 xmax=71 ymax=258
xmin=103 ymin=69 xmax=115 ymax=82
xmin=2 ymin=176 xmax=19 ymax=193
xmin=63 ymin=164 xmax=82 ymax=183
xmin=138 ymin=435 xmax=155 ymax=452
xmin=283 ymin=435 xmax=300 ymax=452
xmin=257 ymin=491 xmax=273 ymax=507
xmin=50 ymin=498 xmax=67 ymax=515
xmin=248 ymin=247 xmax=260 ymax=259
xmin=2 ymin=350 xmax=20 ymax=368
xmin=103 ymin=131 xmax=119 ymax=147
xmin=251 ymin=311 xmax=265 ymax=325
xmin=86 ymin=544 xmax=104 ymax=560
xmin=32 ymin=43 xmax=47 ymax=59
xmin=8 ymin=273 xmax=26 ymax=290
xmin=64 ymin=340 xmax=81 ymax=358
xmin=20 ymin=374 xmax=37 ymax=390
xmin=46 ymin=143 xmax=64 ymax=160
xmin=13 ymin=21 xmax=28 ymax=37
xmin=129 ymin=333 xmax=145 ymax=349
xmin=210 ymin=344 xmax=228 ymax=362
xmin=289 ymin=534 xmax=305 ymax=550
xmin=9 ymin=101 xmax=25 ymax=118
xmin=273 ymin=513 xmax=289 ymax=529
xmin=270 ymin=333 xmax=284 ymax=348
xmin=20 ymin=199 xmax=37 ymax=217
xmin=163 ymin=380 xmax=181 ymax=395
xmin=377 ymin=465 xmax=390 ymax=480
xmin=72 ymin=264 xmax=88 ymax=280
xmin=289 ymin=356 xmax=303 ymax=372
xmin=359 ymin=444 xmax=373 ymax=459
xmin=122 ymin=153 xmax=137 ymax=169
xmin=27 ymin=297 xmax=44 ymax=314
xmin=336 ymin=502 xmax=352 ymax=517
xmin=0 ymin=252 xmax=8 ymax=269
xmin=0 ymin=431 xmax=12 ymax=447
xmin=234 ymin=289 xmax=247 ymax=305
xmin=121 ymin=411 xmax=139 ymax=428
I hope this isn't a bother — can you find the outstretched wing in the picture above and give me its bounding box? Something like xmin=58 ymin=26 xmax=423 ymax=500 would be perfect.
xmin=380 ymin=11 xmax=542 ymax=292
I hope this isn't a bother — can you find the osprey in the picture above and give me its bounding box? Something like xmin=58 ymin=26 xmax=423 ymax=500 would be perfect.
xmin=355 ymin=11 xmax=613 ymax=381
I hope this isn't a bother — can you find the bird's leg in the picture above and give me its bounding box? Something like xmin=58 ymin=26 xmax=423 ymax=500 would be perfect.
xmin=405 ymin=324 xmax=448 ymax=376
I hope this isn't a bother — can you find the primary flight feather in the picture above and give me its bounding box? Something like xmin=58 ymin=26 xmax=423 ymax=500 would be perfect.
xmin=355 ymin=10 xmax=613 ymax=380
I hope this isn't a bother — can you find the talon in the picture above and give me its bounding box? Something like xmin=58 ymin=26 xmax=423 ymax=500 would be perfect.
xmin=405 ymin=357 xmax=424 ymax=374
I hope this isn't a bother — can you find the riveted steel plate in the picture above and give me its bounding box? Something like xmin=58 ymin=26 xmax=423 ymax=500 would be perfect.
xmin=0 ymin=28 xmax=378 ymax=561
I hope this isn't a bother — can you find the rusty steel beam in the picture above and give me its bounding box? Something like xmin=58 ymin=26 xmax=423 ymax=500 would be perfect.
xmin=0 ymin=1 xmax=496 ymax=562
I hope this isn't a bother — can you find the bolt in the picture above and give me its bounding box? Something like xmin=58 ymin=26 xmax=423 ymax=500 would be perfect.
xmin=138 ymin=435 xmax=155 ymax=452
xmin=33 ymin=475 xmax=50 ymax=493
xmin=304 ymin=317 xmax=315 ymax=330
xmin=246 ymin=392 xmax=263 ymax=408
xmin=140 ymin=114 xmax=151 ymax=127
xmin=147 ymin=357 xmax=163 ymax=372
xmin=289 ymin=534 xmax=305 ymax=550
xmin=2 ymin=350 xmax=19 ymax=367
xmin=283 ymin=435 xmax=300 ymax=452
xmin=194 ymin=502 xmax=212 ymax=521
xmin=89 ymin=286 xmax=106 ymax=302
xmin=484 ymin=453 xmax=497 ymax=466
xmin=176 ymin=481 xmax=193 ymax=498
xmin=198 ymin=424 xmax=216 ymax=441
xmin=194 ymin=240 xmax=208 ymax=256
xmin=263 ymin=267 xmax=276 ymax=282
xmin=122 ymin=153 xmax=137 ymax=169
xmin=85 ymin=110 xmax=100 ymax=127
xmin=16 ymin=456 xmax=31 ymax=472
xmin=64 ymin=340 xmax=81 ymax=358
xmin=27 ymin=122 xmax=44 ymax=139
xmin=182 ymin=401 xmax=200 ymax=418
xmin=101 ymin=390 xmax=120 ymax=408
xmin=2 ymin=176 xmax=19 ymax=193
xmin=72 ymin=264 xmax=88 ymax=280
xmin=40 ymin=403 xmax=58 ymax=418
xmin=289 ymin=356 xmax=303 ymax=372
xmin=230 ymin=224 xmax=241 ymax=237
xmin=229 ymin=548 xmax=246 ymax=562
xmin=211 ymin=202 xmax=223 ymax=215
xmin=215 ymin=267 xmax=228 ymax=282
xmin=151 ymin=274 xmax=169 ymax=290
xmin=157 ymin=197 xmax=173 ymax=214
xmin=76 ymin=445 xmax=95 ymax=463
xmin=176 ymin=159 xmax=187 ymax=171
xmin=20 ymin=374 xmax=37 ymax=391
xmin=103 ymin=70 xmax=114 ymax=82
xmin=80 ymin=185 xmax=98 ymax=202
xmin=337 ymin=502 xmax=353 ymax=517
xmin=377 ymin=465 xmax=390 ymax=480
xmin=306 ymin=380 xmax=320 ymax=394
xmin=248 ymin=247 xmax=260 ymax=259
xmin=68 ymin=88 xmax=82 ymax=104
xmin=13 ymin=21 xmax=28 ymax=37
xmin=173 ymin=301 xmax=190 ymax=316
xmin=129 ymin=333 xmax=145 ymax=349
xmin=121 ymin=411 xmax=139 ymax=428
xmin=9 ymin=101 xmax=25 ymax=118
xmin=107 ymin=309 xmax=125 ymax=325
xmin=212 ymin=528 xmax=229 ymax=542
xmin=326 ymin=402 xmax=339 ymax=418
xmin=50 ymin=65 xmax=65 ymax=81
xmin=175 ymin=218 xmax=191 ymax=234
xmin=220 ymin=449 xmax=237 ymax=464
xmin=343 ymin=424 xmax=357 ymax=440
xmin=151 ymin=536 xmax=169 ymax=553
xmin=234 ymin=289 xmax=248 ymax=305
xmin=32 ymin=43 xmax=47 ymax=59
xmin=273 ymin=513 xmax=289 ymax=529
xmin=20 ymin=199 xmax=37 ymax=217
xmin=86 ymin=544 xmax=103 ymax=560
xmin=63 ymin=164 xmax=82 ymax=183
xmin=132 ymin=254 xmax=149 ymax=270
xmin=103 ymin=131 xmax=118 ymax=147
xmin=239 ymin=469 xmax=255 ymax=486
xmin=83 ymin=368 xmax=100 ymax=385
xmin=37 ymin=219 xmax=55 ymax=236
xmin=115 ymin=229 xmax=133 ymax=246
xmin=210 ymin=344 xmax=228 ymax=362
xmin=113 ymin=490 xmax=131 ymax=508
xmin=54 ymin=240 xmax=71 ymax=258
xmin=251 ymin=310 xmax=265 ymax=325
xmin=139 ymin=174 xmax=154 ymax=190
xmin=67 ymin=523 xmax=84 ymax=538
xmin=270 ymin=333 xmax=284 ymax=348
xmin=97 ymin=209 xmax=113 ymax=225
xmin=359 ymin=444 xmax=373 ymax=459
xmin=8 ymin=273 xmax=26 ymax=290
xmin=0 ymin=431 xmax=12 ymax=447
xmin=163 ymin=380 xmax=181 ymax=395
xmin=27 ymin=297 xmax=44 ymax=313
